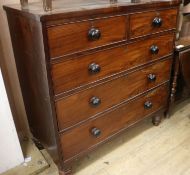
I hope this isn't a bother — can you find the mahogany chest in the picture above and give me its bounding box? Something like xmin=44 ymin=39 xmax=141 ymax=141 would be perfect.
xmin=4 ymin=0 xmax=180 ymax=174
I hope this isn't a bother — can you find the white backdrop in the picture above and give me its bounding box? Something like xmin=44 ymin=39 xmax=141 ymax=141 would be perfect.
xmin=0 ymin=69 xmax=23 ymax=173
xmin=0 ymin=0 xmax=40 ymax=173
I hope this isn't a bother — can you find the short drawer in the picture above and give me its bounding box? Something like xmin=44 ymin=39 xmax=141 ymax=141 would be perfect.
xmin=56 ymin=58 xmax=171 ymax=130
xmin=60 ymin=84 xmax=169 ymax=161
xmin=47 ymin=16 xmax=127 ymax=58
xmin=129 ymin=8 xmax=178 ymax=38
xmin=51 ymin=33 xmax=174 ymax=94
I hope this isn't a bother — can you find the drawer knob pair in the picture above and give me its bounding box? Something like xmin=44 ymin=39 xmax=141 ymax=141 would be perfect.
xmin=152 ymin=17 xmax=162 ymax=27
xmin=89 ymin=63 xmax=101 ymax=74
xmin=148 ymin=74 xmax=156 ymax=82
xmin=150 ymin=45 xmax=159 ymax=54
xmin=90 ymin=96 xmax=101 ymax=107
xmin=91 ymin=127 xmax=101 ymax=137
xmin=88 ymin=28 xmax=101 ymax=41
xmin=144 ymin=101 xmax=153 ymax=109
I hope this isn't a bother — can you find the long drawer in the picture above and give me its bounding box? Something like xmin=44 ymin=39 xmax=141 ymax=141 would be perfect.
xmin=51 ymin=33 xmax=174 ymax=94
xmin=56 ymin=58 xmax=171 ymax=130
xmin=47 ymin=16 xmax=127 ymax=58
xmin=130 ymin=8 xmax=178 ymax=38
xmin=60 ymin=84 xmax=169 ymax=161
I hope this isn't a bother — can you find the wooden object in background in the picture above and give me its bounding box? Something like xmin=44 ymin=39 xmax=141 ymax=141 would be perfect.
xmin=4 ymin=0 xmax=180 ymax=174
xmin=168 ymin=38 xmax=190 ymax=115
xmin=168 ymin=14 xmax=190 ymax=115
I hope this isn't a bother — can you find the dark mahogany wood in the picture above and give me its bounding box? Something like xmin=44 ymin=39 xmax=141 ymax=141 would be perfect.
xmin=47 ymin=15 xmax=127 ymax=58
xmin=130 ymin=8 xmax=178 ymax=38
xmin=56 ymin=58 xmax=172 ymax=131
xmin=60 ymin=84 xmax=169 ymax=161
xmin=3 ymin=0 xmax=180 ymax=173
xmin=168 ymin=38 xmax=190 ymax=116
xmin=179 ymin=49 xmax=190 ymax=88
xmin=51 ymin=33 xmax=174 ymax=94
xmin=167 ymin=58 xmax=179 ymax=117
xmin=3 ymin=0 xmax=180 ymax=23
xmin=152 ymin=115 xmax=162 ymax=126
xmin=169 ymin=52 xmax=180 ymax=105
xmin=5 ymin=11 xmax=61 ymax=163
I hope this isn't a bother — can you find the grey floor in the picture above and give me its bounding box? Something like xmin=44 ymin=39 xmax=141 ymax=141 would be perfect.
xmin=73 ymin=100 xmax=190 ymax=175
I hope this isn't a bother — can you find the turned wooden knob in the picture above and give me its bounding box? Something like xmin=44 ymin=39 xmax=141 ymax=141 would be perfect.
xmin=91 ymin=127 xmax=101 ymax=137
xmin=90 ymin=96 xmax=101 ymax=107
xmin=144 ymin=101 xmax=153 ymax=109
xmin=152 ymin=17 xmax=162 ymax=27
xmin=150 ymin=45 xmax=159 ymax=54
xmin=88 ymin=63 xmax=101 ymax=74
xmin=148 ymin=74 xmax=156 ymax=82
xmin=88 ymin=28 xmax=101 ymax=41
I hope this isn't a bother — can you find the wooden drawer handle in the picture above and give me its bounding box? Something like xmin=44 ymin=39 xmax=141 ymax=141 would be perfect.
xmin=88 ymin=63 xmax=101 ymax=74
xmin=150 ymin=45 xmax=159 ymax=54
xmin=152 ymin=17 xmax=162 ymax=27
xmin=90 ymin=96 xmax=101 ymax=107
xmin=148 ymin=74 xmax=156 ymax=82
xmin=91 ymin=127 xmax=101 ymax=137
xmin=144 ymin=101 xmax=153 ymax=109
xmin=88 ymin=28 xmax=101 ymax=41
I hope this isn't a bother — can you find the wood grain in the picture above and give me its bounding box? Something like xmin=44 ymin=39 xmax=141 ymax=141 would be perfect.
xmin=3 ymin=0 xmax=181 ymax=23
xmin=168 ymin=43 xmax=190 ymax=116
xmin=51 ymin=33 xmax=174 ymax=94
xmin=47 ymin=16 xmax=127 ymax=58
xmin=3 ymin=1 xmax=180 ymax=173
xmin=60 ymin=84 xmax=169 ymax=161
xmin=73 ymin=100 xmax=190 ymax=175
xmin=56 ymin=58 xmax=172 ymax=130
xmin=130 ymin=8 xmax=178 ymax=38
xmin=5 ymin=12 xmax=60 ymax=162
xmin=179 ymin=49 xmax=190 ymax=88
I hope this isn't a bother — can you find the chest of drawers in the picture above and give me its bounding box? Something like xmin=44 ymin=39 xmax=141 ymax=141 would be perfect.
xmin=4 ymin=0 xmax=180 ymax=174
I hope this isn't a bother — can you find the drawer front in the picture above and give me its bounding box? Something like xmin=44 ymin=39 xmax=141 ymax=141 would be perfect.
xmin=47 ymin=16 xmax=127 ymax=58
xmin=56 ymin=58 xmax=171 ymax=130
xmin=130 ymin=8 xmax=178 ymax=38
xmin=52 ymin=33 xmax=174 ymax=94
xmin=60 ymin=85 xmax=169 ymax=161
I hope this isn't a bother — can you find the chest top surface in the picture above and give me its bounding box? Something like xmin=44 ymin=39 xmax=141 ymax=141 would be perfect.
xmin=4 ymin=0 xmax=181 ymax=22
